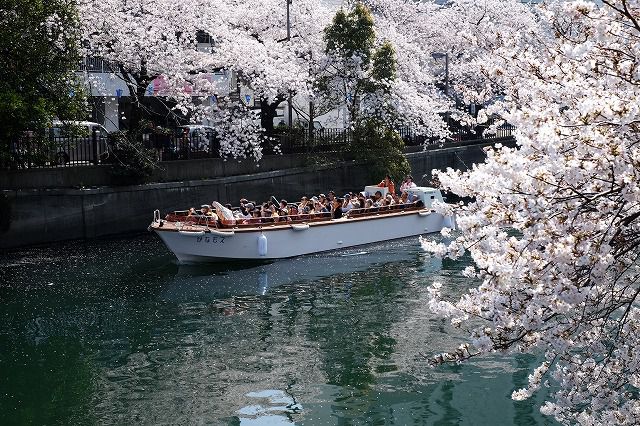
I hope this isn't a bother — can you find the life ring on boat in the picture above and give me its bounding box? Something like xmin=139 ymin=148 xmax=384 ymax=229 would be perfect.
xmin=179 ymin=230 xmax=205 ymax=236
xmin=418 ymin=210 xmax=430 ymax=217
xmin=209 ymin=229 xmax=235 ymax=237
xmin=290 ymin=223 xmax=310 ymax=231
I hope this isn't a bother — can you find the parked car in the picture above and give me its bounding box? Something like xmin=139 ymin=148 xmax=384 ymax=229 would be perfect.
xmin=50 ymin=121 xmax=110 ymax=165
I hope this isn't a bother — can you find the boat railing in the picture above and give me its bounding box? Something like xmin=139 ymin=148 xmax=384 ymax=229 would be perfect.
xmin=162 ymin=202 xmax=427 ymax=230
xmin=228 ymin=212 xmax=332 ymax=228
xmin=165 ymin=211 xmax=220 ymax=228
xmin=222 ymin=203 xmax=424 ymax=228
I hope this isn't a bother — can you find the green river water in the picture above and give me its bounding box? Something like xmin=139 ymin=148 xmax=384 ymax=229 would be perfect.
xmin=0 ymin=234 xmax=556 ymax=425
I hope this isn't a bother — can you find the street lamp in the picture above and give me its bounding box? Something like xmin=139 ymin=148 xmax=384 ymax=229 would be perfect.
xmin=286 ymin=0 xmax=293 ymax=127
xmin=432 ymin=52 xmax=450 ymax=131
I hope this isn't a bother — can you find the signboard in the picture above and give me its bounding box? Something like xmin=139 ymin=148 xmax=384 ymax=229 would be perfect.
xmin=240 ymin=87 xmax=254 ymax=107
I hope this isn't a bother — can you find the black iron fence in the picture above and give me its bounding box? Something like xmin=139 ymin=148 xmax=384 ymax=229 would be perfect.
xmin=4 ymin=117 xmax=515 ymax=170
xmin=4 ymin=130 xmax=110 ymax=169
xmin=142 ymin=133 xmax=222 ymax=161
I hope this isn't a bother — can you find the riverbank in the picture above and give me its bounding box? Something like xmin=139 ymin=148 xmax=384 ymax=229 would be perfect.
xmin=0 ymin=141 xmax=512 ymax=249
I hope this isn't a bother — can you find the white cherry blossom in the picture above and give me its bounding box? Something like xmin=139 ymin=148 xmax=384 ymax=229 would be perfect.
xmin=423 ymin=1 xmax=640 ymax=424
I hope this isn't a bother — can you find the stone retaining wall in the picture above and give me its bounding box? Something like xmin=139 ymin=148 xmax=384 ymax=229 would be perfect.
xmin=0 ymin=141 xmax=510 ymax=249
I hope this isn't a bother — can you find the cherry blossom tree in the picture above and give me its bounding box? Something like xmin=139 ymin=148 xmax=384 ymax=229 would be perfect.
xmin=77 ymin=0 xmax=456 ymax=159
xmin=77 ymin=0 xmax=335 ymax=159
xmin=422 ymin=0 xmax=640 ymax=424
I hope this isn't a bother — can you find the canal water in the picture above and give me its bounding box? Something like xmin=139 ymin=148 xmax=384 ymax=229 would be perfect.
xmin=0 ymin=234 xmax=556 ymax=425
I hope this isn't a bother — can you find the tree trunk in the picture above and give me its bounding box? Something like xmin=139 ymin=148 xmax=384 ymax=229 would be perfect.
xmin=260 ymin=95 xmax=287 ymax=135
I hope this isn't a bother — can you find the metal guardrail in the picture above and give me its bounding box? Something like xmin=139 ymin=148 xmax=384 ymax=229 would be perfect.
xmin=78 ymin=57 xmax=116 ymax=73
xmin=4 ymin=119 xmax=515 ymax=170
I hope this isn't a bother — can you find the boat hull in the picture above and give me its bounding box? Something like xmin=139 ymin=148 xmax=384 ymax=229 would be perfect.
xmin=153 ymin=210 xmax=449 ymax=263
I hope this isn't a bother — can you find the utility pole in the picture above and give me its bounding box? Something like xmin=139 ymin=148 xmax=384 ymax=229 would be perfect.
xmin=287 ymin=0 xmax=293 ymax=128
xmin=432 ymin=52 xmax=449 ymax=96
xmin=444 ymin=52 xmax=449 ymax=97
xmin=308 ymin=52 xmax=314 ymax=142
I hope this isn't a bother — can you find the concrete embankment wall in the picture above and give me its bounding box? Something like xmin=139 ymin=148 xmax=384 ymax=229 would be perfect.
xmin=0 ymin=141 xmax=507 ymax=249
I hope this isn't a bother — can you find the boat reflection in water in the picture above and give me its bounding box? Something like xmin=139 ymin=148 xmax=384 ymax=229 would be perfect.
xmin=160 ymin=238 xmax=442 ymax=303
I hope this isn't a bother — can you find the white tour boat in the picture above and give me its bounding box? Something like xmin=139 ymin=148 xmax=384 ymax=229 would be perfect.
xmin=150 ymin=186 xmax=455 ymax=263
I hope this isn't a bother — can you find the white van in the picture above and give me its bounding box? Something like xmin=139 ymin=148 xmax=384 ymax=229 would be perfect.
xmin=50 ymin=121 xmax=110 ymax=164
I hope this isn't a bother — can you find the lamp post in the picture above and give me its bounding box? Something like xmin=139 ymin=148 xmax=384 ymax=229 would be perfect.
xmin=432 ymin=52 xmax=451 ymax=132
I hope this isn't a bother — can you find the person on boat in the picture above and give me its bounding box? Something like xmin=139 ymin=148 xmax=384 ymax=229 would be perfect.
xmin=269 ymin=203 xmax=280 ymax=219
xmin=342 ymin=195 xmax=354 ymax=213
xmin=373 ymin=190 xmax=384 ymax=207
xmin=278 ymin=200 xmax=290 ymax=221
xmin=356 ymin=195 xmax=367 ymax=211
xmin=385 ymin=194 xmax=396 ymax=205
xmin=327 ymin=191 xmax=336 ymax=205
xmin=318 ymin=193 xmax=327 ymax=208
xmin=201 ymin=204 xmax=214 ymax=216
xmin=200 ymin=205 xmax=219 ymax=223
xmin=279 ymin=199 xmax=289 ymax=215
xmin=364 ymin=199 xmax=374 ymax=209
xmin=399 ymin=191 xmax=409 ymax=204
xmin=249 ymin=208 xmax=262 ymax=224
xmin=239 ymin=202 xmax=254 ymax=219
xmin=288 ymin=203 xmax=299 ymax=217
xmin=399 ymin=175 xmax=417 ymax=193
xmin=377 ymin=174 xmax=396 ymax=195
xmin=331 ymin=198 xmax=343 ymax=219
xmin=314 ymin=200 xmax=329 ymax=214
xmin=260 ymin=203 xmax=273 ymax=223
xmin=236 ymin=203 xmax=251 ymax=219
xmin=299 ymin=196 xmax=310 ymax=210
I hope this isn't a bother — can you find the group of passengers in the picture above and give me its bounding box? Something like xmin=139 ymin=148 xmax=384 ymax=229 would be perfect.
xmin=188 ymin=174 xmax=422 ymax=225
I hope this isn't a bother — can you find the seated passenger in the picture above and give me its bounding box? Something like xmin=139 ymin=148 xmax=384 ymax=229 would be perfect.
xmin=342 ymin=196 xmax=354 ymax=213
xmin=299 ymin=196 xmax=310 ymax=210
xmin=261 ymin=203 xmax=273 ymax=222
xmin=279 ymin=200 xmax=289 ymax=215
xmin=314 ymin=201 xmax=328 ymax=213
xmin=385 ymin=194 xmax=395 ymax=205
xmin=357 ymin=196 xmax=366 ymax=209
xmin=373 ymin=191 xmax=384 ymax=207
xmin=269 ymin=203 xmax=280 ymax=219
xmin=318 ymin=193 xmax=327 ymax=208
xmin=248 ymin=209 xmax=262 ymax=224
xmin=239 ymin=203 xmax=255 ymax=223
xmin=201 ymin=204 xmax=214 ymax=216
xmin=200 ymin=205 xmax=219 ymax=222
xmin=332 ymin=198 xmax=343 ymax=219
